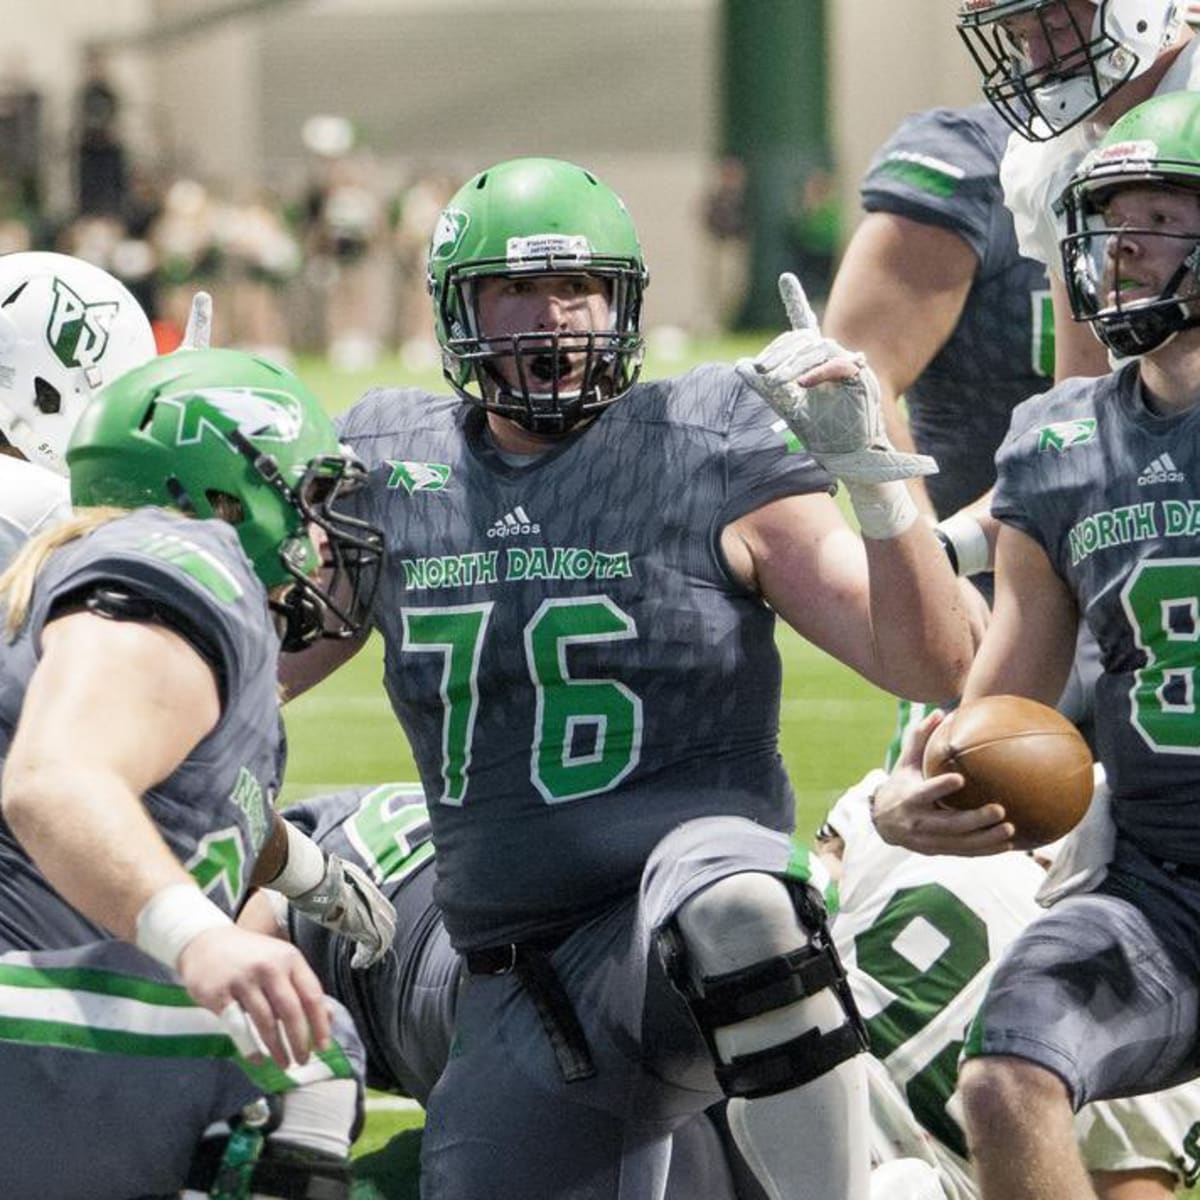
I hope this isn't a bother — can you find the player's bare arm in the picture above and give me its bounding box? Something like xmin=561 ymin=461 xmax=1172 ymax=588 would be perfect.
xmin=2 ymin=610 xmax=331 ymax=1066
xmin=870 ymin=525 xmax=1077 ymax=857
xmin=723 ymin=492 xmax=972 ymax=701
xmin=963 ymin=524 xmax=1078 ymax=705
xmin=823 ymin=212 xmax=979 ymax=519
xmin=732 ymin=273 xmax=974 ymax=700
xmin=1 ymin=612 xmax=220 ymax=936
xmin=279 ymin=623 xmax=369 ymax=700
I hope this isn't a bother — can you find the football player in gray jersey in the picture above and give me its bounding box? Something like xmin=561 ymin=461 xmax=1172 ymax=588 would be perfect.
xmin=818 ymin=103 xmax=1093 ymax=766
xmin=873 ymin=92 xmax=1200 ymax=1200
xmin=829 ymin=103 xmax=1052 ymax=545
xmin=0 ymin=348 xmax=386 ymax=1199
xmin=282 ymin=155 xmax=973 ymax=1200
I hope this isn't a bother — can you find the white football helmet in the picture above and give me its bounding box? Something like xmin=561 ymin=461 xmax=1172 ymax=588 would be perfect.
xmin=957 ymin=0 xmax=1184 ymax=141
xmin=0 ymin=252 xmax=156 ymax=474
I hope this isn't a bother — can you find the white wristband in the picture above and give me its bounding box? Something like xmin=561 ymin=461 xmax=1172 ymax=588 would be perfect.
xmin=135 ymin=883 xmax=232 ymax=971
xmin=270 ymin=820 xmax=328 ymax=898
xmin=843 ymin=480 xmax=919 ymax=540
xmin=934 ymin=512 xmax=990 ymax=577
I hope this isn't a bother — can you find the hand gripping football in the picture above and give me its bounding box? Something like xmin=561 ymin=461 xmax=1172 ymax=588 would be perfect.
xmin=922 ymin=695 xmax=1094 ymax=851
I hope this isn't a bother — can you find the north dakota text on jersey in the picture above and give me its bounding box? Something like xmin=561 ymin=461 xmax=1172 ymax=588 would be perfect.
xmin=401 ymin=546 xmax=633 ymax=590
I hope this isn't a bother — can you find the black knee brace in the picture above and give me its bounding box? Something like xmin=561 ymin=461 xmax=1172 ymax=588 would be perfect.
xmin=660 ymin=881 xmax=868 ymax=1099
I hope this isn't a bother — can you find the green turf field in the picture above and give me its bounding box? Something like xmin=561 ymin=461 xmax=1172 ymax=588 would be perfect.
xmin=280 ymin=340 xmax=925 ymax=1198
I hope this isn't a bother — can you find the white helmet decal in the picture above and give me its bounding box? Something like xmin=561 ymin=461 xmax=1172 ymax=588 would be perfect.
xmin=47 ymin=277 xmax=119 ymax=372
xmin=0 ymin=252 xmax=156 ymax=474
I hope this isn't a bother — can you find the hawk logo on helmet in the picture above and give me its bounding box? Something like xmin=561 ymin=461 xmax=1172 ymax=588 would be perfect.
xmin=430 ymin=208 xmax=470 ymax=262
xmin=165 ymin=387 xmax=306 ymax=449
xmin=46 ymin=277 xmax=119 ymax=370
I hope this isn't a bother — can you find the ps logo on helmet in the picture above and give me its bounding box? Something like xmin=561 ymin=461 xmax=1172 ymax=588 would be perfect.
xmin=46 ymin=277 xmax=118 ymax=370
xmin=430 ymin=208 xmax=471 ymax=262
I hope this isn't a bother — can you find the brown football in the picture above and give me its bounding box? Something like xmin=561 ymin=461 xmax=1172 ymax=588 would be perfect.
xmin=921 ymin=695 xmax=1094 ymax=851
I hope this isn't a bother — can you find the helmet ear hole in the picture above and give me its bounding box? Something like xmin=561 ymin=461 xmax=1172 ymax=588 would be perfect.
xmin=207 ymin=490 xmax=246 ymax=524
xmin=33 ymin=377 xmax=62 ymax=415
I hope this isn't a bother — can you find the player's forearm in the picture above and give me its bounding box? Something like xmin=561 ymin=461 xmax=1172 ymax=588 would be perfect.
xmin=862 ymin=526 xmax=974 ymax=701
xmin=879 ymin=386 xmax=937 ymax=521
xmin=1 ymin=763 xmax=193 ymax=940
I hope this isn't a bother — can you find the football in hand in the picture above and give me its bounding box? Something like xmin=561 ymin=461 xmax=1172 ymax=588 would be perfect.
xmin=921 ymin=695 xmax=1093 ymax=851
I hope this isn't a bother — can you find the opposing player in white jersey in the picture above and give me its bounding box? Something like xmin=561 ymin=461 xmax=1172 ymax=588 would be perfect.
xmin=957 ymin=0 xmax=1196 ymax=380
xmin=281 ymin=155 xmax=974 ymax=1200
xmin=0 ymin=251 xmax=158 ymax=565
xmin=822 ymin=773 xmax=1200 ymax=1200
xmin=872 ymin=92 xmax=1200 ymax=1200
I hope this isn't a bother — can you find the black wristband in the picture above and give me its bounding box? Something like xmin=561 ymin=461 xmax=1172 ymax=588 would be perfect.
xmin=933 ymin=527 xmax=960 ymax=576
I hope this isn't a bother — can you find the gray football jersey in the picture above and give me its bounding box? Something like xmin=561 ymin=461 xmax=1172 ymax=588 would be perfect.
xmin=338 ymin=366 xmax=833 ymax=947
xmin=862 ymin=105 xmax=1052 ymax=519
xmin=284 ymin=784 xmax=454 ymax=1103
xmin=994 ymin=364 xmax=1200 ymax=856
xmin=0 ymin=509 xmax=283 ymax=948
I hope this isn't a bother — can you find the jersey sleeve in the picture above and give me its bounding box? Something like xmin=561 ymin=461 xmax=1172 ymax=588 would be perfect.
xmin=32 ymin=511 xmax=270 ymax=707
xmin=860 ymin=106 xmax=1005 ymax=262
xmin=717 ymin=365 xmax=835 ymax=529
xmin=1000 ymin=124 xmax=1093 ymax=273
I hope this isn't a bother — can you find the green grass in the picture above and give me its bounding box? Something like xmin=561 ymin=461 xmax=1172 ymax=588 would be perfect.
xmin=280 ymin=340 xmax=909 ymax=1197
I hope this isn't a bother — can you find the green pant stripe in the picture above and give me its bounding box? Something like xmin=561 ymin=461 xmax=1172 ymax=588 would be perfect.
xmin=0 ymin=1013 xmax=230 ymax=1059
xmin=0 ymin=1016 xmax=355 ymax=1093
xmin=0 ymin=961 xmax=192 ymax=1007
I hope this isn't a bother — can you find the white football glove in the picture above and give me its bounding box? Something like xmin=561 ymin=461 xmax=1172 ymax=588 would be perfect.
xmin=289 ymin=854 xmax=397 ymax=969
xmin=181 ymin=290 xmax=213 ymax=351
xmin=734 ymin=273 xmax=937 ymax=484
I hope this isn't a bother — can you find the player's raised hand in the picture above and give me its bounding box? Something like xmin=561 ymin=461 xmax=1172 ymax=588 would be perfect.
xmin=181 ymin=290 xmax=213 ymax=351
xmin=735 ymin=273 xmax=938 ymax=483
xmin=177 ymin=923 xmax=332 ymax=1067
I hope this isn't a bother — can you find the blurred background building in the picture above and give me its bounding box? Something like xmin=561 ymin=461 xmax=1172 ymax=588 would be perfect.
xmin=2 ymin=0 xmax=979 ymax=356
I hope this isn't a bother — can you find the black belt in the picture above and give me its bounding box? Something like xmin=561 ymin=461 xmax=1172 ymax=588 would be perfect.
xmin=1156 ymin=858 xmax=1200 ymax=884
xmin=465 ymin=939 xmax=596 ymax=1083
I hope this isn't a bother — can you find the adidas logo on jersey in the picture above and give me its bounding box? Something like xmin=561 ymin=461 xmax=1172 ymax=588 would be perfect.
xmin=487 ymin=506 xmax=540 ymax=538
xmin=1137 ymin=453 xmax=1185 ymax=485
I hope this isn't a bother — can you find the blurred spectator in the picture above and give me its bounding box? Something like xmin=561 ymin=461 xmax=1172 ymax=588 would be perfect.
xmin=219 ymin=190 xmax=301 ymax=362
xmin=75 ymin=48 xmax=127 ymax=216
xmin=301 ymin=124 xmax=392 ymax=371
xmin=699 ymin=155 xmax=749 ymax=332
xmin=0 ymin=53 xmax=42 ymax=215
xmin=786 ymin=167 xmax=842 ymax=305
xmin=149 ymin=178 xmax=222 ymax=346
xmin=392 ymin=168 xmax=458 ymax=365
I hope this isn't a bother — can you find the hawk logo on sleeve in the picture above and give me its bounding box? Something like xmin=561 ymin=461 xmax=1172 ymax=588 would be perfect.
xmin=387 ymin=460 xmax=451 ymax=494
xmin=1036 ymin=418 xmax=1097 ymax=453
xmin=46 ymin=277 xmax=119 ymax=369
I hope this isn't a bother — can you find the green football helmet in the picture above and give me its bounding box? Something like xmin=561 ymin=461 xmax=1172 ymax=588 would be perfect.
xmin=67 ymin=348 xmax=383 ymax=651
xmin=427 ymin=157 xmax=648 ymax=434
xmin=1060 ymin=91 xmax=1200 ymax=357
